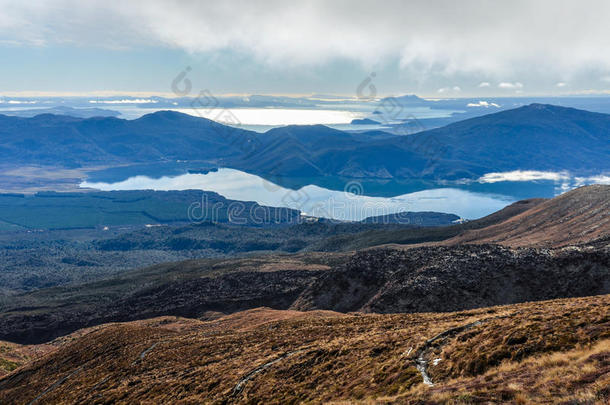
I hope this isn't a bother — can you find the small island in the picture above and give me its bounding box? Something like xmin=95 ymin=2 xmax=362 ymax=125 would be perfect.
xmin=350 ymin=118 xmax=381 ymax=125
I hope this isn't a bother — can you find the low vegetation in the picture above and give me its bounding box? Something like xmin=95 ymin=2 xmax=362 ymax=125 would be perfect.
xmin=2 ymin=242 xmax=607 ymax=345
xmin=0 ymin=295 xmax=607 ymax=404
xmin=0 ymin=194 xmax=539 ymax=293
xmin=0 ymin=190 xmax=300 ymax=229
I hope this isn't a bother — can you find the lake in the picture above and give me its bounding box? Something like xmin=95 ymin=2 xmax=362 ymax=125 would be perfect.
xmin=81 ymin=168 xmax=518 ymax=220
xmin=81 ymin=166 xmax=610 ymax=221
xmin=87 ymin=105 xmax=459 ymax=132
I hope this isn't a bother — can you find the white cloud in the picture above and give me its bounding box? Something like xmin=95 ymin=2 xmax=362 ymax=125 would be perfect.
xmin=467 ymin=100 xmax=500 ymax=108
xmin=89 ymin=99 xmax=159 ymax=104
xmin=556 ymin=82 xmax=567 ymax=87
xmin=437 ymin=86 xmax=461 ymax=93
xmin=498 ymin=82 xmax=524 ymax=89
xmin=574 ymin=175 xmax=610 ymax=186
xmin=3 ymin=100 xmax=37 ymax=104
xmin=478 ymin=170 xmax=570 ymax=183
xmin=478 ymin=82 xmax=491 ymax=87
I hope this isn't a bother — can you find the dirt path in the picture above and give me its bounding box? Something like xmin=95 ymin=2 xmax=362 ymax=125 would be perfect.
xmin=27 ymin=366 xmax=83 ymax=405
xmin=131 ymin=341 xmax=161 ymax=366
xmin=232 ymin=348 xmax=309 ymax=396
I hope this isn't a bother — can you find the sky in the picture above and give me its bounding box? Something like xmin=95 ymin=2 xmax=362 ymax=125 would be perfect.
xmin=2 ymin=0 xmax=610 ymax=98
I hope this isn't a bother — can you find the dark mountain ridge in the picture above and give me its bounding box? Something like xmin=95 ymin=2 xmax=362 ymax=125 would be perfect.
xmin=233 ymin=103 xmax=610 ymax=179
xmin=401 ymin=103 xmax=610 ymax=179
xmin=0 ymin=111 xmax=259 ymax=167
xmin=1 ymin=103 xmax=609 ymax=180
xmin=0 ymin=106 xmax=121 ymax=118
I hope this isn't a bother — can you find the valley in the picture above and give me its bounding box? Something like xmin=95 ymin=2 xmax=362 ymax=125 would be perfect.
xmin=0 ymin=106 xmax=608 ymax=404
xmin=3 ymin=4 xmax=610 ymax=403
xmin=0 ymin=186 xmax=607 ymax=346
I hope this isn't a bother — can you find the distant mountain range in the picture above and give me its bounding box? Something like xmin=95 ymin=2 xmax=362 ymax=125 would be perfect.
xmin=0 ymin=106 xmax=120 ymax=118
xmin=0 ymin=111 xmax=259 ymax=167
xmin=252 ymin=103 xmax=609 ymax=180
xmin=1 ymin=104 xmax=608 ymax=180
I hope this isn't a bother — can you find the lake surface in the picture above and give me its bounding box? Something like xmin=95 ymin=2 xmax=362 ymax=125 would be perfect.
xmin=82 ymin=164 xmax=609 ymax=221
xmin=0 ymin=103 xmax=460 ymax=132
xmin=88 ymin=105 xmax=459 ymax=132
xmin=82 ymin=168 xmax=516 ymax=220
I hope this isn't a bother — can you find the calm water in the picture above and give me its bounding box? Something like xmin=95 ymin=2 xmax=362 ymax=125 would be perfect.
xmin=0 ymin=103 xmax=459 ymax=133
xmin=81 ymin=168 xmax=516 ymax=220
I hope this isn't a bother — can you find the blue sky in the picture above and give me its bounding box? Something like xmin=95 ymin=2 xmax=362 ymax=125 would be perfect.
xmin=2 ymin=0 xmax=610 ymax=98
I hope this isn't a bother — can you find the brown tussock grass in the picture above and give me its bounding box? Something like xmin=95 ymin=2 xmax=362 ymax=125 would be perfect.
xmin=0 ymin=295 xmax=608 ymax=404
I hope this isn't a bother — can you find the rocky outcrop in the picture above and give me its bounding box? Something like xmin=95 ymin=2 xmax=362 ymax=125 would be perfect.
xmin=292 ymin=244 xmax=610 ymax=313
xmin=0 ymin=269 xmax=324 ymax=344
xmin=2 ymin=243 xmax=608 ymax=345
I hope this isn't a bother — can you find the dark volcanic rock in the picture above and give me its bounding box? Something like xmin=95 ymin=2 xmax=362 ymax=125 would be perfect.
xmin=291 ymin=245 xmax=610 ymax=313
xmin=1 ymin=243 xmax=608 ymax=344
xmin=0 ymin=269 xmax=323 ymax=344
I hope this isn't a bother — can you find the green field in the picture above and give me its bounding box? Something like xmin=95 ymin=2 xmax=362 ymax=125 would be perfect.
xmin=0 ymin=190 xmax=298 ymax=229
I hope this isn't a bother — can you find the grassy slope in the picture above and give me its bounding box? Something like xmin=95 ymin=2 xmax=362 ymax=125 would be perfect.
xmin=0 ymin=295 xmax=608 ymax=404
xmin=443 ymin=184 xmax=610 ymax=248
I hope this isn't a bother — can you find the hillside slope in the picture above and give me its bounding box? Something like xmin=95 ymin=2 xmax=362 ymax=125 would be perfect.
xmin=243 ymin=104 xmax=610 ymax=179
xmin=444 ymin=184 xmax=610 ymax=247
xmin=0 ymin=295 xmax=608 ymax=404
xmin=1 ymin=242 xmax=607 ymax=344
xmin=292 ymin=244 xmax=609 ymax=313
xmin=400 ymin=103 xmax=610 ymax=179
xmin=0 ymin=111 xmax=259 ymax=167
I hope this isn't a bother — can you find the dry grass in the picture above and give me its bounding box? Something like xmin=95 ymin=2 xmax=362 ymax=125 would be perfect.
xmin=442 ymin=184 xmax=610 ymax=248
xmin=0 ymin=340 xmax=56 ymax=377
xmin=0 ymin=295 xmax=608 ymax=404
xmin=402 ymin=339 xmax=609 ymax=404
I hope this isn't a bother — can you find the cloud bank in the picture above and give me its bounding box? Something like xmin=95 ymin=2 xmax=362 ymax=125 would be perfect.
xmin=467 ymin=101 xmax=500 ymax=108
xmin=498 ymin=82 xmax=524 ymax=89
xmin=477 ymin=170 xmax=571 ymax=183
xmin=2 ymin=1 xmax=610 ymax=90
